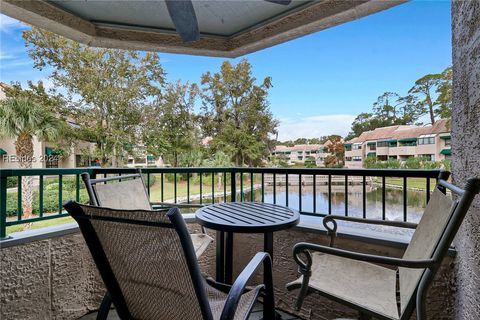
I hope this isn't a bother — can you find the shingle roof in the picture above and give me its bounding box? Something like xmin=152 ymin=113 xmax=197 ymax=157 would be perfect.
xmin=346 ymin=119 xmax=450 ymax=143
xmin=274 ymin=143 xmax=327 ymax=152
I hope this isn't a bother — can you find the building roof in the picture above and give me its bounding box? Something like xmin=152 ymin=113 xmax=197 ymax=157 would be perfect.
xmin=346 ymin=119 xmax=451 ymax=144
xmin=0 ymin=0 xmax=405 ymax=57
xmin=274 ymin=143 xmax=325 ymax=152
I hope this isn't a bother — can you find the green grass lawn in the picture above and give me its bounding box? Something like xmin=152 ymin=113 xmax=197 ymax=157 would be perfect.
xmin=5 ymin=173 xmax=258 ymax=235
xmin=6 ymin=216 xmax=75 ymax=234
xmin=148 ymin=174 xmax=256 ymax=201
xmin=374 ymin=177 xmax=438 ymax=190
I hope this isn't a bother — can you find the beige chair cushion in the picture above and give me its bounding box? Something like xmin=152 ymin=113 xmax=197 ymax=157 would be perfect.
xmin=399 ymin=188 xmax=455 ymax=312
xmin=94 ymin=178 xmax=152 ymax=210
xmin=288 ymin=252 xmax=399 ymax=320
xmin=207 ymin=281 xmax=262 ymax=320
xmin=93 ymin=177 xmax=213 ymax=259
xmin=192 ymin=233 xmax=214 ymax=258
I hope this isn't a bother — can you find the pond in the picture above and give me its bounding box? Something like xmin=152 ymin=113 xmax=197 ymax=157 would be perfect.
xmin=185 ymin=183 xmax=431 ymax=237
xmin=241 ymin=185 xmax=429 ymax=236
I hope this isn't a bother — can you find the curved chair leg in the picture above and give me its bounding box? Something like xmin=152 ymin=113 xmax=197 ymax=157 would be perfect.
xmin=416 ymin=289 xmax=427 ymax=320
xmin=96 ymin=291 xmax=112 ymax=320
xmin=294 ymin=274 xmax=310 ymax=311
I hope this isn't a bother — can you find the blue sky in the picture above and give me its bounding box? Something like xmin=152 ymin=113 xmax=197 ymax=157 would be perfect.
xmin=0 ymin=1 xmax=452 ymax=140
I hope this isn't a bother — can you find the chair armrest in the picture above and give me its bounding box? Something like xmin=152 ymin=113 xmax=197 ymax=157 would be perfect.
xmin=150 ymin=202 xmax=205 ymax=208
xmin=293 ymin=242 xmax=434 ymax=269
xmin=220 ymin=252 xmax=275 ymax=320
xmin=322 ymin=215 xmax=417 ymax=247
xmin=324 ymin=215 xmax=417 ymax=229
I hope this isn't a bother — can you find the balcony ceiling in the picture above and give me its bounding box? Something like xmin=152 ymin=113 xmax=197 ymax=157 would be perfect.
xmin=0 ymin=0 xmax=405 ymax=57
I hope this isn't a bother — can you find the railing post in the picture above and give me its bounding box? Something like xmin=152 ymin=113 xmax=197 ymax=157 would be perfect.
xmin=230 ymin=169 xmax=236 ymax=203
xmin=0 ymin=173 xmax=7 ymax=239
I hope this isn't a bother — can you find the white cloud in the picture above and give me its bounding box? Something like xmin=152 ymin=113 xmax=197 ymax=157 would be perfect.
xmin=0 ymin=14 xmax=25 ymax=33
xmin=276 ymin=114 xmax=355 ymax=141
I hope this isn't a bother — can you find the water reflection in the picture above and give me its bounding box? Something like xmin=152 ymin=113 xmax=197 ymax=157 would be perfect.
xmin=188 ymin=184 xmax=429 ymax=237
xmin=253 ymin=185 xmax=428 ymax=236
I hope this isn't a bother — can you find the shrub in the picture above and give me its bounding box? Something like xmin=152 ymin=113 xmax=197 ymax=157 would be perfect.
xmin=304 ymin=156 xmax=317 ymax=168
xmin=7 ymin=177 xmax=18 ymax=188
xmin=6 ymin=189 xmax=89 ymax=217
xmin=404 ymin=157 xmax=423 ymax=169
xmin=385 ymin=159 xmax=401 ymax=169
xmin=363 ymin=157 xmax=377 ymax=169
xmin=440 ymin=159 xmax=451 ymax=171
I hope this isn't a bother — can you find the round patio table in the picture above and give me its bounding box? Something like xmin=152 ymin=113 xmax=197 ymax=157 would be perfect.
xmin=196 ymin=201 xmax=300 ymax=284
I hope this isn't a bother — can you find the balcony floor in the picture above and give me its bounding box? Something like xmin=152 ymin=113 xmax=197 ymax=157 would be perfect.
xmin=79 ymin=302 xmax=301 ymax=320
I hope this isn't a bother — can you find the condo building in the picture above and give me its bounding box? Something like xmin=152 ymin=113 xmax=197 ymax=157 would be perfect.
xmin=271 ymin=143 xmax=331 ymax=166
xmin=344 ymin=119 xmax=451 ymax=169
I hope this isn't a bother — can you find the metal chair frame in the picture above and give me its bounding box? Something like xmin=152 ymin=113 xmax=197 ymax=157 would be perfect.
xmin=64 ymin=202 xmax=275 ymax=320
xmin=80 ymin=170 xmax=210 ymax=319
xmin=289 ymin=173 xmax=480 ymax=320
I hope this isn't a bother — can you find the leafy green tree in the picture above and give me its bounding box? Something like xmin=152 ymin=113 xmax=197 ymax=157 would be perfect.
xmin=0 ymin=97 xmax=62 ymax=221
xmin=23 ymin=27 xmax=166 ymax=166
xmin=4 ymin=81 xmax=78 ymax=154
xmin=268 ymin=154 xmax=289 ymax=167
xmin=203 ymin=151 xmax=232 ymax=188
xmin=408 ymin=74 xmax=442 ymax=125
xmin=304 ymin=156 xmax=317 ymax=168
xmin=347 ymin=66 xmax=452 ymax=139
xmin=374 ymin=92 xmax=421 ymax=125
xmin=200 ymin=59 xmax=278 ymax=166
xmin=373 ymin=92 xmax=401 ymax=120
xmin=408 ymin=66 xmax=452 ymax=125
xmin=434 ymin=67 xmax=453 ymax=119
xmin=345 ymin=113 xmax=393 ymax=140
xmin=143 ymin=81 xmax=197 ymax=167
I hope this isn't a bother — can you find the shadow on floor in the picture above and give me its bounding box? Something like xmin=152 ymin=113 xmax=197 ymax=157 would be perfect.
xmin=79 ymin=302 xmax=301 ymax=320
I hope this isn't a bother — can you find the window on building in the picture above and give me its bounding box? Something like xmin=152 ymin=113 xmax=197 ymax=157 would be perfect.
xmin=398 ymin=141 xmax=417 ymax=147
xmin=369 ymin=144 xmax=376 ymax=151
xmin=418 ymin=134 xmax=436 ymax=145
xmin=345 ymin=145 xmax=352 ymax=151
xmin=297 ymin=156 xmax=303 ymax=161
xmin=352 ymin=156 xmax=362 ymax=161
xmin=345 ymin=157 xmax=352 ymax=161
xmin=45 ymin=157 xmax=59 ymax=168
xmin=444 ymin=138 xmax=451 ymax=146
xmin=377 ymin=141 xmax=389 ymax=148
xmin=352 ymin=144 xmax=362 ymax=150
xmin=75 ymin=155 xmax=90 ymax=167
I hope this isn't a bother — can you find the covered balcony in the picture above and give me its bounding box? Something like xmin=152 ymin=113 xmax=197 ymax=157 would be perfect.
xmin=0 ymin=166 xmax=475 ymax=319
xmin=1 ymin=1 xmax=479 ymax=320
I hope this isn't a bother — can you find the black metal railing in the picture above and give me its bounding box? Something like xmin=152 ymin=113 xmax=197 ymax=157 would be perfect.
xmin=0 ymin=167 xmax=447 ymax=239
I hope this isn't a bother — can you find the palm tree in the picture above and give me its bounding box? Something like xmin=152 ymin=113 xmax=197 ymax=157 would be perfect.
xmin=203 ymin=151 xmax=232 ymax=189
xmin=0 ymin=97 xmax=61 ymax=221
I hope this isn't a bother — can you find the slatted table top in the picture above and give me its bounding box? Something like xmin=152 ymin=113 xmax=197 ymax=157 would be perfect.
xmin=196 ymin=202 xmax=300 ymax=233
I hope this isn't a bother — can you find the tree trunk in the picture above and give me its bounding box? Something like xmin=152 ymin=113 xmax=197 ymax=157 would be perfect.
xmin=15 ymin=133 xmax=34 ymax=228
xmin=426 ymin=95 xmax=435 ymax=124
xmin=217 ymin=172 xmax=223 ymax=190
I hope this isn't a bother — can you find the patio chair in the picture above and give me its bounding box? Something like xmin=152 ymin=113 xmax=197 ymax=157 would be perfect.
xmin=287 ymin=176 xmax=480 ymax=320
xmin=81 ymin=172 xmax=213 ymax=258
xmin=64 ymin=202 xmax=275 ymax=320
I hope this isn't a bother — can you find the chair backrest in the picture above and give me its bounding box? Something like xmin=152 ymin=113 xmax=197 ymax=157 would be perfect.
xmin=399 ymin=187 xmax=455 ymax=313
xmin=399 ymin=177 xmax=480 ymax=316
xmin=64 ymin=202 xmax=213 ymax=320
xmin=82 ymin=172 xmax=152 ymax=210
